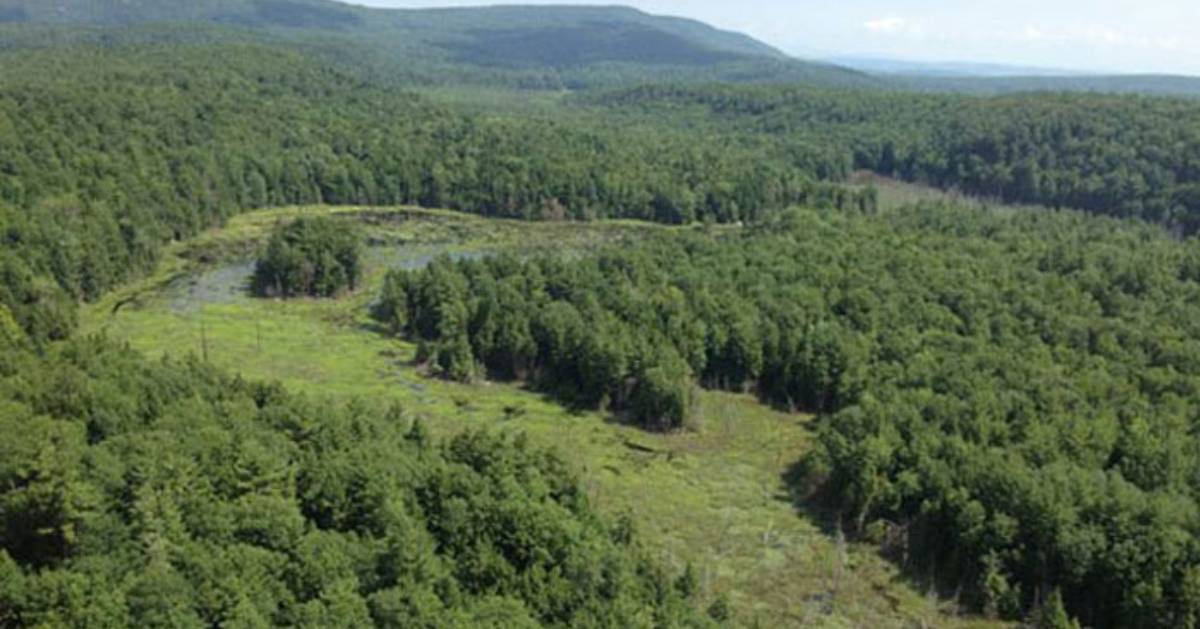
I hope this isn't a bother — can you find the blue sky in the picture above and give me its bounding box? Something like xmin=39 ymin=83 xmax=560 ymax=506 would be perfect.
xmin=347 ymin=0 xmax=1200 ymax=75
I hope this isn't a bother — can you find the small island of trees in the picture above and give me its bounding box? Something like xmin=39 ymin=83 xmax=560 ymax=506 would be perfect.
xmin=252 ymin=217 xmax=362 ymax=298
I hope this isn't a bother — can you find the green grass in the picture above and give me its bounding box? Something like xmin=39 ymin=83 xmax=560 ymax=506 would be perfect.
xmin=83 ymin=205 xmax=1006 ymax=628
xmin=847 ymin=171 xmax=1050 ymax=217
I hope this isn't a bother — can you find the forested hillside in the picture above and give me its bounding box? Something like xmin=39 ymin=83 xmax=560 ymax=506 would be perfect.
xmin=0 ymin=0 xmax=872 ymax=90
xmin=379 ymin=203 xmax=1200 ymax=626
xmin=589 ymin=85 xmax=1200 ymax=231
xmin=6 ymin=0 xmax=1200 ymax=98
xmin=6 ymin=2 xmax=1200 ymax=627
xmin=0 ymin=42 xmax=869 ymax=342
xmin=8 ymin=36 xmax=1200 ymax=347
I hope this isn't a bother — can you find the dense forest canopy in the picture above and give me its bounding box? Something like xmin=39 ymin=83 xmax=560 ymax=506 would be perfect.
xmin=9 ymin=37 xmax=1200 ymax=347
xmin=376 ymin=252 xmax=701 ymax=430
xmin=0 ymin=42 xmax=874 ymax=342
xmin=2 ymin=29 xmax=1199 ymax=347
xmin=585 ymin=84 xmax=1200 ymax=232
xmin=381 ymin=204 xmax=1200 ymax=626
xmin=0 ymin=41 xmax=878 ymax=340
xmin=5 ymin=2 xmax=1200 ymax=626
xmin=0 ymin=336 xmax=713 ymax=627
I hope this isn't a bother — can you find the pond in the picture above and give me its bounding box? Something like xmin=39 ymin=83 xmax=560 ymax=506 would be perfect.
xmin=167 ymin=245 xmax=489 ymax=314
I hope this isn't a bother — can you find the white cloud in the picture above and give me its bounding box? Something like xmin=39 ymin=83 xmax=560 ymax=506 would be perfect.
xmin=864 ymin=17 xmax=908 ymax=34
xmin=1011 ymin=22 xmax=1193 ymax=54
xmin=1020 ymin=26 xmax=1047 ymax=41
xmin=1074 ymin=24 xmax=1124 ymax=45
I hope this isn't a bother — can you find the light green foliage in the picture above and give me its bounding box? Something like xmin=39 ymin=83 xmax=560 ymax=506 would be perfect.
xmin=82 ymin=206 xmax=992 ymax=628
xmin=1032 ymin=590 xmax=1080 ymax=629
xmin=0 ymin=304 xmax=23 ymax=348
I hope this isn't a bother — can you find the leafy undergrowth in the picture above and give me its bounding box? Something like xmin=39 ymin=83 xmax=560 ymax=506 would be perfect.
xmin=83 ymin=206 xmax=1005 ymax=628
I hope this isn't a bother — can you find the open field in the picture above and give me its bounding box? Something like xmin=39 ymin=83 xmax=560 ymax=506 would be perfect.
xmin=847 ymin=171 xmax=1055 ymax=218
xmin=82 ymin=206 xmax=1005 ymax=628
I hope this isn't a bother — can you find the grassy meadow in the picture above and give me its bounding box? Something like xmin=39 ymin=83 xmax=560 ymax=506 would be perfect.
xmin=81 ymin=206 xmax=1005 ymax=628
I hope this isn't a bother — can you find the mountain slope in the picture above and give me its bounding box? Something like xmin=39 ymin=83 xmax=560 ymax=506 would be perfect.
xmin=0 ymin=0 xmax=781 ymax=63
xmin=0 ymin=0 xmax=874 ymax=88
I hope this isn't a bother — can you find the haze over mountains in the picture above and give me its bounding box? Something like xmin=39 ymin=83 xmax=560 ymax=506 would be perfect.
xmin=0 ymin=0 xmax=875 ymax=88
xmin=2 ymin=0 xmax=1198 ymax=95
xmin=828 ymin=56 xmax=1092 ymax=78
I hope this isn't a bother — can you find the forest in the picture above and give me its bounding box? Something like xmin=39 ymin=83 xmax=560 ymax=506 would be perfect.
xmin=587 ymin=85 xmax=1200 ymax=231
xmin=0 ymin=327 xmax=714 ymax=627
xmin=4 ymin=40 xmax=1200 ymax=348
xmin=380 ymin=203 xmax=1200 ymax=626
xmin=4 ymin=2 xmax=1200 ymax=627
xmin=0 ymin=42 xmax=872 ymax=344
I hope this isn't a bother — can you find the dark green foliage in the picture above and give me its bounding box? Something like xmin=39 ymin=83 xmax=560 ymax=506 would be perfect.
xmin=705 ymin=594 xmax=730 ymax=623
xmin=0 ymin=42 xmax=874 ymax=342
xmin=591 ymin=84 xmax=1200 ymax=232
xmin=378 ymin=253 xmax=701 ymax=430
xmin=253 ymin=217 xmax=361 ymax=298
xmin=5 ymin=8 xmax=1200 ymax=627
xmin=1032 ymin=590 xmax=1081 ymax=629
xmin=388 ymin=203 xmax=1200 ymax=627
xmin=0 ymin=338 xmax=711 ymax=627
xmin=781 ymin=205 xmax=1200 ymax=628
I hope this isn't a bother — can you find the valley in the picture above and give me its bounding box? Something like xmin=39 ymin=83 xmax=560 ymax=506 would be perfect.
xmin=80 ymin=206 xmax=996 ymax=628
xmin=2 ymin=1 xmax=1200 ymax=627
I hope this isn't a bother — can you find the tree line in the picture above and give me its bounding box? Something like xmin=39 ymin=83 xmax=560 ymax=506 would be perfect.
xmin=0 ymin=323 xmax=717 ymax=627
xmin=375 ymin=252 xmax=701 ymax=430
xmin=587 ymin=84 xmax=1200 ymax=232
xmin=0 ymin=42 xmax=872 ymax=343
xmin=13 ymin=40 xmax=1200 ymax=347
xmin=377 ymin=203 xmax=1200 ymax=626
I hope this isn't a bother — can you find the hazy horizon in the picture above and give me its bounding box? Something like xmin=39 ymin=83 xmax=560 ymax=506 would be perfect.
xmin=344 ymin=0 xmax=1200 ymax=76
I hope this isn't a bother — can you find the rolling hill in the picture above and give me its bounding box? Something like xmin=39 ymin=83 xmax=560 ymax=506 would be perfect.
xmin=898 ymin=73 xmax=1200 ymax=98
xmin=829 ymin=55 xmax=1200 ymax=97
xmin=0 ymin=0 xmax=875 ymax=89
xmin=4 ymin=1 xmax=1200 ymax=96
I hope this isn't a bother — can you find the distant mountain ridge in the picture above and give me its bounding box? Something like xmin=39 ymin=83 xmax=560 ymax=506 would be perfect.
xmin=0 ymin=0 xmax=784 ymax=61
xmin=828 ymin=56 xmax=1092 ymax=78
xmin=2 ymin=0 xmax=1197 ymax=97
xmin=899 ymin=73 xmax=1200 ymax=98
xmin=0 ymin=0 xmax=878 ymax=88
xmin=826 ymin=54 xmax=1200 ymax=97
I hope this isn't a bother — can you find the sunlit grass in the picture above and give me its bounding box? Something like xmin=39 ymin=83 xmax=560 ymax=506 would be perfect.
xmin=82 ymin=205 xmax=1005 ymax=628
